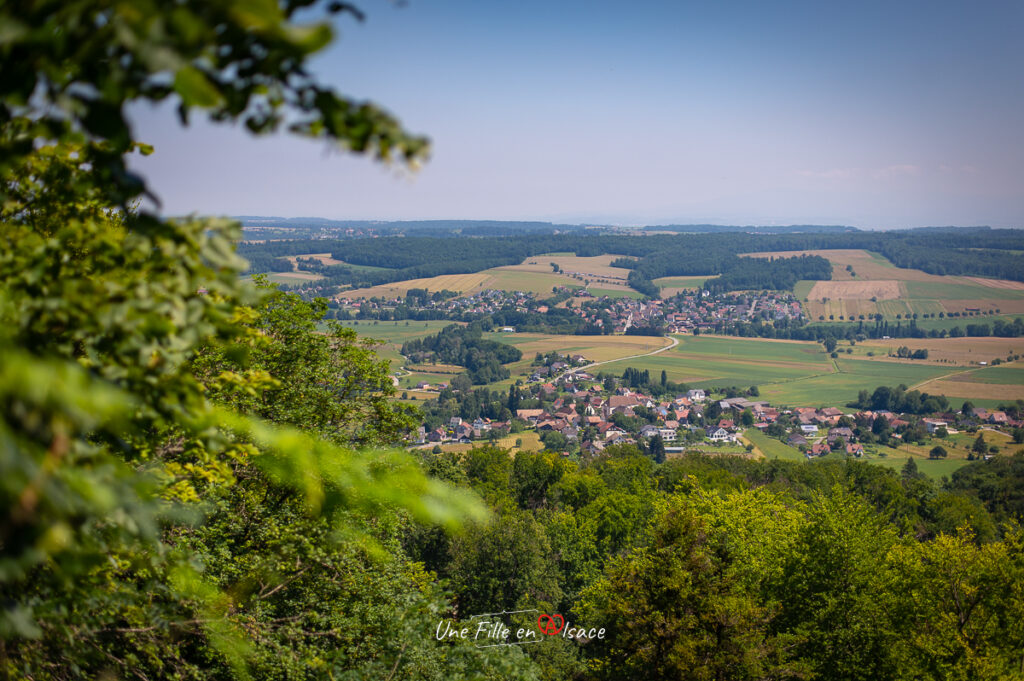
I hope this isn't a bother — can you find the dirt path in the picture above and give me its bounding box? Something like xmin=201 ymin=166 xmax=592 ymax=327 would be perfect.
xmin=909 ymin=368 xmax=972 ymax=392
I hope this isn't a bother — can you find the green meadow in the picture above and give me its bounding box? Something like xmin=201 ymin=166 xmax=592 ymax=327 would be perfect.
xmin=588 ymin=287 xmax=645 ymax=299
xmin=597 ymin=335 xmax=972 ymax=408
xmin=654 ymin=275 xmax=716 ymax=290
xmin=743 ymin=429 xmax=805 ymax=461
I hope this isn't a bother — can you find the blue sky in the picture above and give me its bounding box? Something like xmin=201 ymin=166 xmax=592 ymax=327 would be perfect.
xmin=128 ymin=0 xmax=1024 ymax=228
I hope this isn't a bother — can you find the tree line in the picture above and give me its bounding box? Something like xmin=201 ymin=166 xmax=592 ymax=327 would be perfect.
xmin=239 ymin=227 xmax=1024 ymax=298
xmin=401 ymin=322 xmax=524 ymax=384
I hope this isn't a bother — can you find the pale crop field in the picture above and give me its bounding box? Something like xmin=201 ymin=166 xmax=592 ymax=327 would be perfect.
xmin=285 ymin=252 xmax=346 ymax=266
xmin=510 ymin=254 xmax=634 ymax=281
xmin=748 ymin=249 xmax=1024 ymax=321
xmin=856 ymin=336 xmax=1024 ymax=365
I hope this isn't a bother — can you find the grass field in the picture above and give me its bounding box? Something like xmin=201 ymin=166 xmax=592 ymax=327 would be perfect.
xmin=593 ymin=335 xmax=993 ymax=408
xmin=654 ymin=275 xmax=717 ymax=297
xmin=424 ymin=430 xmax=544 ymax=455
xmin=743 ymin=428 xmax=805 ymax=461
xmin=588 ymin=287 xmax=645 ymax=299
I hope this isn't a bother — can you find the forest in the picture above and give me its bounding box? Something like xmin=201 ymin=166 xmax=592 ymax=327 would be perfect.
xmin=240 ymin=227 xmax=1024 ymax=297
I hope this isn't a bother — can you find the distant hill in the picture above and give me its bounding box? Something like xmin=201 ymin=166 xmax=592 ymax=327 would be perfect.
xmin=236 ymin=217 xmax=601 ymax=239
xmin=643 ymin=224 xmax=859 ymax=234
xmin=235 ymin=217 xmax=865 ymax=239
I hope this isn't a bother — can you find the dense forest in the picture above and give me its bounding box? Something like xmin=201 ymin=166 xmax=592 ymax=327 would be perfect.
xmin=405 ymin=444 xmax=1024 ymax=681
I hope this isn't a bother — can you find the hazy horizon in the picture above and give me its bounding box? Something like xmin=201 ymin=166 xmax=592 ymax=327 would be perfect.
xmin=129 ymin=0 xmax=1024 ymax=229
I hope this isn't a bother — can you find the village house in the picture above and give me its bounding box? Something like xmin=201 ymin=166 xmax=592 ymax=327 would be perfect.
xmin=705 ymin=426 xmax=735 ymax=443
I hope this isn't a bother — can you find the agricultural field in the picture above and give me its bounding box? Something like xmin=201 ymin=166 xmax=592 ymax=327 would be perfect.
xmin=284 ymin=252 xmax=345 ymax=266
xmin=595 ymin=334 xmax=989 ymax=408
xmin=588 ymin=287 xmax=645 ymax=299
xmin=909 ymin=362 xmax=1024 ymax=406
xmin=484 ymin=268 xmax=584 ymax=295
xmin=748 ymin=249 xmax=1024 ymax=320
xmin=247 ymin=271 xmax=323 ymax=284
xmin=336 ymin=272 xmax=496 ymax=299
xmin=485 ymin=332 xmax=671 ymax=387
xmin=654 ymin=275 xmax=717 ymax=297
xmin=599 ymin=335 xmax=833 ymax=388
xmin=852 ymin=336 xmax=1024 ymax=366
xmin=512 ymin=254 xmax=634 ymax=281
xmin=336 ymin=254 xmax=641 ymax=300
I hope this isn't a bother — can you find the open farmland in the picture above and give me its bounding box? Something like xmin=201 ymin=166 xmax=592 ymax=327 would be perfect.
xmin=512 ymin=254 xmax=634 ymax=280
xmin=910 ymin=361 xmax=1024 ymax=405
xmin=285 ymin=252 xmax=345 ymax=266
xmin=654 ymin=275 xmax=717 ymax=296
xmin=746 ymin=249 xmax=1024 ymax=320
xmin=245 ymin=271 xmax=323 ymax=284
xmin=336 ymin=272 xmax=496 ymax=299
xmin=853 ymin=336 xmax=1024 ymax=365
xmin=744 ymin=248 xmax=935 ymax=281
xmin=594 ymin=334 xmax=988 ymax=408
xmin=336 ymin=255 xmax=640 ymax=300
xmin=484 ymin=332 xmax=671 ymax=387
xmin=335 ymin=267 xmax=585 ymax=299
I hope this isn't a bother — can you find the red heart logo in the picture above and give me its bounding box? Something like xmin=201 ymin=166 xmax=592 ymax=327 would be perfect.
xmin=537 ymin=613 xmax=565 ymax=636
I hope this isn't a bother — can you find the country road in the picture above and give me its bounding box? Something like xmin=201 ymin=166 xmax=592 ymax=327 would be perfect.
xmin=568 ymin=335 xmax=679 ymax=377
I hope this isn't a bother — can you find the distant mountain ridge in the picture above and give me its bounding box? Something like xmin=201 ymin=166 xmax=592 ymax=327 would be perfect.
xmin=236 ymin=217 xmax=864 ymax=238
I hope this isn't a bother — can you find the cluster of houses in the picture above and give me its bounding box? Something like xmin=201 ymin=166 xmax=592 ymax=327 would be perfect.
xmin=417 ymin=416 xmax=512 ymax=445
xmin=411 ymin=362 xmax=1024 ymax=461
xmin=565 ymin=290 xmax=804 ymax=334
xmin=338 ymin=288 xmax=536 ymax=318
xmin=511 ymin=386 xmax=735 ymax=455
xmin=331 ymin=283 xmax=804 ymax=335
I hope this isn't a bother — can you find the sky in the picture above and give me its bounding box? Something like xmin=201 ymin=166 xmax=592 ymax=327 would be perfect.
xmin=128 ymin=0 xmax=1024 ymax=229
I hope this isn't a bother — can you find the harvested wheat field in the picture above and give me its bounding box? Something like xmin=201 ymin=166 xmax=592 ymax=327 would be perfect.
xmin=285 ymin=252 xmax=346 ymax=266
xmin=743 ymin=249 xmax=942 ymax=282
xmin=809 ymin=280 xmax=901 ymax=301
xmin=910 ymin=379 xmax=1024 ymax=402
xmin=513 ymin=254 xmax=633 ymax=280
xmin=959 ymin=277 xmax=1024 ymax=291
xmin=337 ymin=272 xmax=495 ymax=299
xmin=940 ymin=298 xmax=1024 ymax=315
xmin=270 ymin=271 xmax=324 ymax=280
xmin=858 ymin=337 xmax=1024 ymax=365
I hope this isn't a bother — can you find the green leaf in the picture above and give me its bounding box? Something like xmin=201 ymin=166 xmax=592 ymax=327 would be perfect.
xmin=282 ymin=23 xmax=334 ymax=53
xmin=174 ymin=66 xmax=223 ymax=108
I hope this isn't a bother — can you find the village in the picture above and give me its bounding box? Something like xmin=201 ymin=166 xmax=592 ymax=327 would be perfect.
xmin=410 ymin=351 xmax=1024 ymax=462
xmin=334 ymin=285 xmax=805 ymax=334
